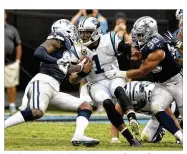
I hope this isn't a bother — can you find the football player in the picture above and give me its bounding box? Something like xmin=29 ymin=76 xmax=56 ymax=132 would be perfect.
xmin=110 ymin=81 xmax=182 ymax=143
xmin=69 ymin=17 xmax=141 ymax=146
xmin=104 ymin=16 xmax=183 ymax=144
xmin=4 ymin=19 xmax=99 ymax=147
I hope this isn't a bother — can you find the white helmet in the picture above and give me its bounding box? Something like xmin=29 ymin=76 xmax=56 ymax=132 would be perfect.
xmin=176 ymin=9 xmax=183 ymax=20
xmin=132 ymin=16 xmax=158 ymax=46
xmin=51 ymin=19 xmax=78 ymax=43
xmin=78 ymin=17 xmax=101 ymax=46
xmin=124 ymin=81 xmax=146 ymax=102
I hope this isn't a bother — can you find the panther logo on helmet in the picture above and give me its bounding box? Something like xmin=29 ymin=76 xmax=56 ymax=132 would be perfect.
xmin=78 ymin=17 xmax=101 ymax=46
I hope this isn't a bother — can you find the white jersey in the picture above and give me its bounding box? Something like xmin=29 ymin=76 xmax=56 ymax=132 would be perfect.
xmin=71 ymin=32 xmax=122 ymax=83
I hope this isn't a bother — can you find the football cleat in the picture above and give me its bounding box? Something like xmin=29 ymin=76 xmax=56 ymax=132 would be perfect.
xmin=152 ymin=126 xmax=166 ymax=143
xmin=129 ymin=119 xmax=140 ymax=135
xmin=128 ymin=137 xmax=142 ymax=147
xmin=71 ymin=135 xmax=100 ymax=147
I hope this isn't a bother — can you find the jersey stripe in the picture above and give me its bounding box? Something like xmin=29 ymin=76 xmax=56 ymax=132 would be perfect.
xmin=110 ymin=31 xmax=117 ymax=56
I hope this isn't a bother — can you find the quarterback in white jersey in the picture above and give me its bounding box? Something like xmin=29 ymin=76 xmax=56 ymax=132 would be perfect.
xmin=70 ymin=17 xmax=142 ymax=146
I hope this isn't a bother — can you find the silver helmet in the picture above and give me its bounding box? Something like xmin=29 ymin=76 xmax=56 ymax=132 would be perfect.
xmin=51 ymin=19 xmax=78 ymax=43
xmin=131 ymin=16 xmax=158 ymax=46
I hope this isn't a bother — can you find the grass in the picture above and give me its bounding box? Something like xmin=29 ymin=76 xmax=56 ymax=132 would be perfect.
xmin=5 ymin=122 xmax=182 ymax=151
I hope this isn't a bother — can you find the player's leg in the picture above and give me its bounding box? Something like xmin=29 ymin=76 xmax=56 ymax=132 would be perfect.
xmin=50 ymin=90 xmax=99 ymax=147
xmin=5 ymin=81 xmax=51 ymax=128
xmin=109 ymin=78 xmax=140 ymax=135
xmin=141 ymin=116 xmax=165 ymax=142
xmin=5 ymin=64 xmax=20 ymax=115
xmin=110 ymin=103 xmax=122 ymax=143
xmin=151 ymin=84 xmax=183 ymax=143
xmin=168 ymin=73 xmax=183 ymax=119
xmin=90 ymin=82 xmax=141 ymax=146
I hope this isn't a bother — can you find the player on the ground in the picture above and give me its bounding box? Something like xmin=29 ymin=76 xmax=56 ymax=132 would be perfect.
xmin=110 ymin=81 xmax=182 ymax=143
xmin=4 ymin=19 xmax=99 ymax=147
xmin=69 ymin=17 xmax=141 ymax=146
xmin=104 ymin=16 xmax=183 ymax=144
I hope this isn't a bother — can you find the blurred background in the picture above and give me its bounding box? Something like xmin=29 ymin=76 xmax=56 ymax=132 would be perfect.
xmin=4 ymin=9 xmax=178 ymax=109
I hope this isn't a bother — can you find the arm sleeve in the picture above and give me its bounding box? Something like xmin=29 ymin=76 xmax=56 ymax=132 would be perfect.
xmin=34 ymin=46 xmax=58 ymax=64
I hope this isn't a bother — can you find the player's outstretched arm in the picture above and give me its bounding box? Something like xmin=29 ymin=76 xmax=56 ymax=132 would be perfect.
xmin=34 ymin=39 xmax=61 ymax=63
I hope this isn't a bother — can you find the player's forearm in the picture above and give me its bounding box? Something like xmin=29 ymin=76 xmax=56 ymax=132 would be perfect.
xmin=69 ymin=73 xmax=82 ymax=84
xmin=16 ymin=44 xmax=22 ymax=62
xmin=126 ymin=69 xmax=148 ymax=80
xmin=34 ymin=46 xmax=58 ymax=63
xmin=68 ymin=64 xmax=81 ymax=74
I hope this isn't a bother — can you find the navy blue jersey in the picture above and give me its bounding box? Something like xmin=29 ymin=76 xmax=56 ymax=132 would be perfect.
xmin=40 ymin=32 xmax=72 ymax=84
xmin=140 ymin=33 xmax=182 ymax=83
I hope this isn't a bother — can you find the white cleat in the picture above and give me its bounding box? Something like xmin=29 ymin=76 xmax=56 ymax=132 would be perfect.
xmin=71 ymin=135 xmax=100 ymax=147
xmin=129 ymin=119 xmax=140 ymax=135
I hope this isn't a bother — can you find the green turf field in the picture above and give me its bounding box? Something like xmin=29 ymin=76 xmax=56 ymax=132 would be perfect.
xmin=5 ymin=122 xmax=182 ymax=151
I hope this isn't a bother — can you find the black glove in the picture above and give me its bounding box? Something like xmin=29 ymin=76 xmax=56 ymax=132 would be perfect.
xmin=164 ymin=31 xmax=182 ymax=49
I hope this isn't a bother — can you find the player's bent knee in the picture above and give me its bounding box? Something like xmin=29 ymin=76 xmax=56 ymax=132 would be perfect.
xmin=32 ymin=108 xmax=44 ymax=119
xmin=95 ymin=92 xmax=110 ymax=104
xmin=151 ymin=103 xmax=161 ymax=115
xmin=78 ymin=101 xmax=93 ymax=111
xmin=103 ymin=99 xmax=114 ymax=110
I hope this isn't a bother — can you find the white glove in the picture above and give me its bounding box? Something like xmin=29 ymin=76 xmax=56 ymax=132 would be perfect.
xmin=57 ymin=52 xmax=71 ymax=74
xmin=104 ymin=65 xmax=127 ymax=79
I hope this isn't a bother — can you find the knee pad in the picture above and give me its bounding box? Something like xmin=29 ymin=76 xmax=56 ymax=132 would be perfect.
xmin=114 ymin=86 xmax=134 ymax=112
xmin=103 ymin=99 xmax=114 ymax=110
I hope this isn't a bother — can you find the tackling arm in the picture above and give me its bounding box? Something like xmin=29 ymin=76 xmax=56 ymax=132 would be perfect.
xmin=34 ymin=39 xmax=61 ymax=63
xmin=126 ymin=50 xmax=165 ymax=79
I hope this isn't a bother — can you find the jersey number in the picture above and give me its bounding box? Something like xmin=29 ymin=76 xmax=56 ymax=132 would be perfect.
xmin=147 ymin=37 xmax=160 ymax=50
xmin=92 ymin=55 xmax=104 ymax=74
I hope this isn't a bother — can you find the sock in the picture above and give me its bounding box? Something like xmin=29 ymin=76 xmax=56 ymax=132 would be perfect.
xmin=155 ymin=111 xmax=179 ymax=134
xmin=73 ymin=116 xmax=89 ymax=136
xmin=5 ymin=111 xmax=25 ymax=128
xmin=127 ymin=111 xmax=137 ymax=121
xmin=174 ymin=130 xmax=183 ymax=143
xmin=121 ymin=128 xmax=134 ymax=142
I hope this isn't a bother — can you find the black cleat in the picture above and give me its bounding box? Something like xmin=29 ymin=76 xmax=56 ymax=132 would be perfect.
xmin=152 ymin=126 xmax=166 ymax=143
xmin=129 ymin=138 xmax=142 ymax=147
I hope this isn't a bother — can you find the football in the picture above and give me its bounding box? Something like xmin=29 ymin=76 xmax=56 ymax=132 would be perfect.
xmin=79 ymin=56 xmax=92 ymax=64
